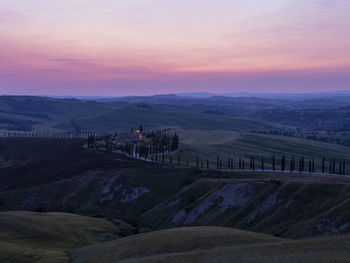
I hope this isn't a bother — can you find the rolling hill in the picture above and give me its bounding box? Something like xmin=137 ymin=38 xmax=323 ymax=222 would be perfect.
xmin=0 ymin=211 xmax=124 ymax=263
xmin=165 ymin=127 xmax=350 ymax=171
xmin=0 ymin=96 xmax=278 ymax=133
xmin=69 ymin=226 xmax=350 ymax=263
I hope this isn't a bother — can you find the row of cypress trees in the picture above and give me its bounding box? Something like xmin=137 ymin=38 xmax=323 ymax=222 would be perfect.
xmin=154 ymin=154 xmax=347 ymax=175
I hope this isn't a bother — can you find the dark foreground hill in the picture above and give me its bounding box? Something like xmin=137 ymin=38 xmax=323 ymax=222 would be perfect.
xmin=3 ymin=214 xmax=350 ymax=263
xmin=69 ymin=226 xmax=350 ymax=263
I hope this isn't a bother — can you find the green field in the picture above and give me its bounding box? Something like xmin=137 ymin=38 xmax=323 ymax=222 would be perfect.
xmin=164 ymin=128 xmax=350 ymax=172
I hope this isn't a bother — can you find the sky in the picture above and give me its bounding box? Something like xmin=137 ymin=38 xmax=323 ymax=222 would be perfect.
xmin=0 ymin=0 xmax=350 ymax=96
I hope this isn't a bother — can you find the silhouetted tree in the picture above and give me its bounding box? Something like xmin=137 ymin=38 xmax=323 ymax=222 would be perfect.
xmin=282 ymin=154 xmax=286 ymax=172
xmin=322 ymin=157 xmax=325 ymax=173
xmin=301 ymin=156 xmax=305 ymax=172
xmin=171 ymin=133 xmax=179 ymax=151
xmin=309 ymin=159 xmax=312 ymax=174
xmin=261 ymin=156 xmax=264 ymax=171
xmin=207 ymin=159 xmax=209 ymax=169
xmin=272 ymin=155 xmax=275 ymax=171
xmin=139 ymin=124 xmax=143 ymax=132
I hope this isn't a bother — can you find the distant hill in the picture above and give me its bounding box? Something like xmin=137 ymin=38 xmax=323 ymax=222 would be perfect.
xmin=0 ymin=95 xmax=279 ymax=133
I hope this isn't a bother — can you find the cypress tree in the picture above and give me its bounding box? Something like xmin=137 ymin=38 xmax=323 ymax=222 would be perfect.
xmin=329 ymin=160 xmax=332 ymax=174
xmin=282 ymin=154 xmax=285 ymax=172
xmin=343 ymin=160 xmax=346 ymax=175
xmin=309 ymin=159 xmax=312 ymax=174
xmin=290 ymin=157 xmax=293 ymax=173
xmin=162 ymin=151 xmax=165 ymax=163
xmin=252 ymin=157 xmax=255 ymax=171
xmin=242 ymin=159 xmax=245 ymax=170
xmin=312 ymin=159 xmax=315 ymax=173
xmin=239 ymin=158 xmax=242 ymax=170
xmin=217 ymin=155 xmax=220 ymax=169
xmin=261 ymin=156 xmax=264 ymax=171
xmin=228 ymin=158 xmax=230 ymax=169
xmin=272 ymin=155 xmax=275 ymax=171
xmin=220 ymin=160 xmax=222 ymax=169
xmin=178 ymin=155 xmax=180 ymax=165
xmin=207 ymin=159 xmax=209 ymax=169
xmin=250 ymin=156 xmax=253 ymax=169
xmin=301 ymin=156 xmax=304 ymax=172
xmin=333 ymin=158 xmax=336 ymax=174
xmin=299 ymin=156 xmax=302 ymax=173
xmin=231 ymin=158 xmax=233 ymax=170
xmin=322 ymin=157 xmax=325 ymax=173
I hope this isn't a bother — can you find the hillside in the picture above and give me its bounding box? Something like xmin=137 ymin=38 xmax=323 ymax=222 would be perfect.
xmin=0 ymin=211 xmax=124 ymax=263
xmin=166 ymin=128 xmax=350 ymax=170
xmin=69 ymin=227 xmax=350 ymax=263
xmin=1 ymin=138 xmax=350 ymax=239
xmin=69 ymin=227 xmax=284 ymax=263
xmin=142 ymin=178 xmax=350 ymax=238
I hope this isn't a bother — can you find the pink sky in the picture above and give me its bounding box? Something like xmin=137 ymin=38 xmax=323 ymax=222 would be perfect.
xmin=1 ymin=0 xmax=350 ymax=96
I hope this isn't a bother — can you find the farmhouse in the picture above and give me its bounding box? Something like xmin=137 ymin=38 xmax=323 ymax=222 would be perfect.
xmin=115 ymin=131 xmax=143 ymax=144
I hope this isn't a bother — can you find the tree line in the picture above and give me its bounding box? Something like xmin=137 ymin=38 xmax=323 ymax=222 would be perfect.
xmin=149 ymin=153 xmax=347 ymax=176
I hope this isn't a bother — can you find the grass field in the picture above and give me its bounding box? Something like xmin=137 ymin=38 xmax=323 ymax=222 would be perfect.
xmin=0 ymin=211 xmax=122 ymax=263
xmin=165 ymin=128 xmax=350 ymax=172
xmin=69 ymin=226 xmax=350 ymax=263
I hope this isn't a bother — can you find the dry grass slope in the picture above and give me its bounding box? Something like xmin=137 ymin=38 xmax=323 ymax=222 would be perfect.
xmin=69 ymin=226 xmax=284 ymax=263
xmin=70 ymin=227 xmax=350 ymax=263
xmin=0 ymin=211 xmax=121 ymax=263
